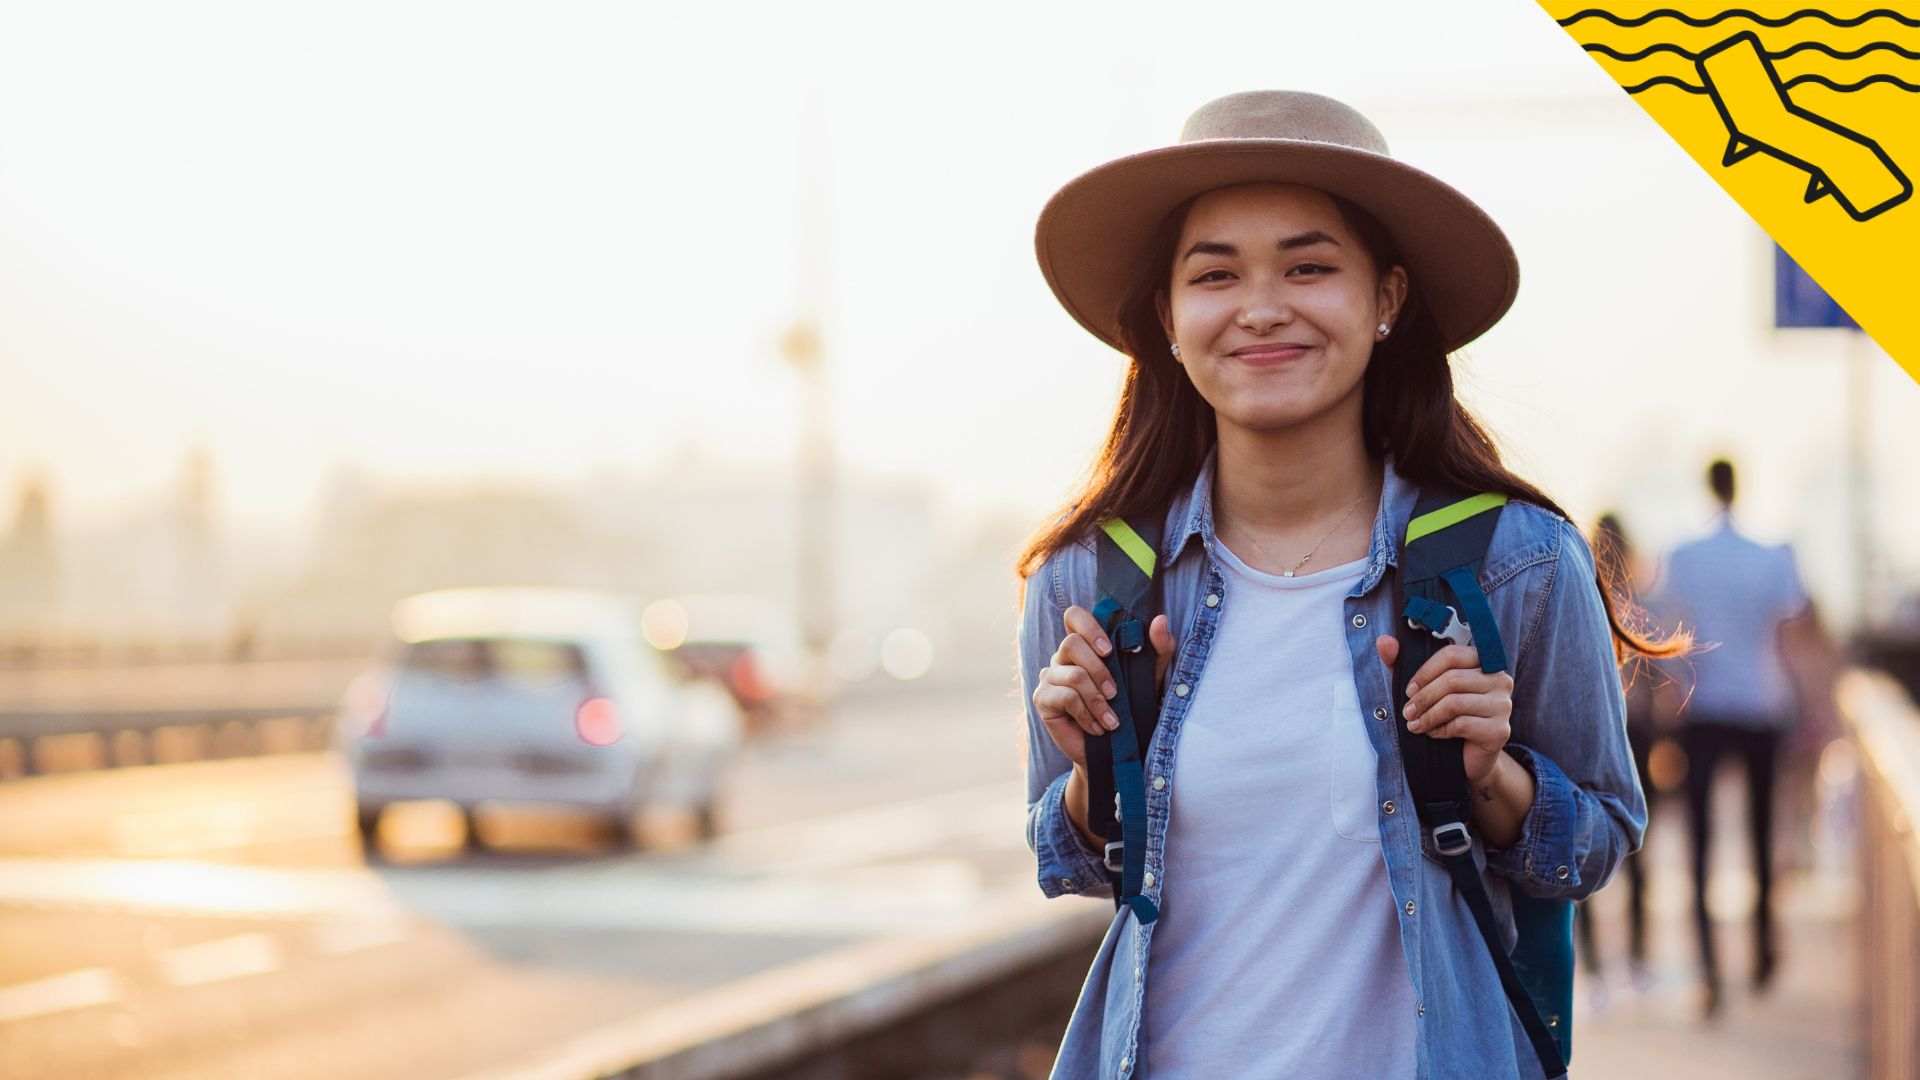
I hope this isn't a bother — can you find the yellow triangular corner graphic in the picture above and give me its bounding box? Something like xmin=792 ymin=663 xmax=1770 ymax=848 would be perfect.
xmin=1539 ymin=1 xmax=1920 ymax=381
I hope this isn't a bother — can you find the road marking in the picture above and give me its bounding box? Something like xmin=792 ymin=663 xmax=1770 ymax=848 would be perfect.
xmin=158 ymin=933 xmax=282 ymax=987
xmin=110 ymin=801 xmax=263 ymax=857
xmin=0 ymin=858 xmax=400 ymax=918
xmin=311 ymin=918 xmax=409 ymax=955
xmin=0 ymin=966 xmax=122 ymax=1022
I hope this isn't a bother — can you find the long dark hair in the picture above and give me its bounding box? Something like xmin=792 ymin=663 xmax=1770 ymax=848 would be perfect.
xmin=1016 ymin=189 xmax=1684 ymax=661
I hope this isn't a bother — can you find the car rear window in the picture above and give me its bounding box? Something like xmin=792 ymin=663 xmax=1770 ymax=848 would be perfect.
xmin=402 ymin=638 xmax=589 ymax=689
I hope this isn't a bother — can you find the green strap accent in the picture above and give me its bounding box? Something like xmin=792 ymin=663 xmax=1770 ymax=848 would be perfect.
xmin=1100 ymin=517 xmax=1157 ymax=579
xmin=1405 ymin=493 xmax=1508 ymax=545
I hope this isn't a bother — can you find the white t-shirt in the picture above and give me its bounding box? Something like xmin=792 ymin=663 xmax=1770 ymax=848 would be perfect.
xmin=1142 ymin=540 xmax=1417 ymax=1078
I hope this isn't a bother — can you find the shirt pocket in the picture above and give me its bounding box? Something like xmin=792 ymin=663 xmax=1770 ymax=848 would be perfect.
xmin=1327 ymin=675 xmax=1382 ymax=843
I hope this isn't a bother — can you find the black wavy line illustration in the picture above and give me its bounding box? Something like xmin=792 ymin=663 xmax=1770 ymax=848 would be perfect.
xmin=1784 ymin=73 xmax=1920 ymax=91
xmin=1626 ymin=72 xmax=1920 ymax=93
xmin=1559 ymin=8 xmax=1920 ymax=29
xmin=1587 ymin=41 xmax=1920 ymax=62
xmin=1624 ymin=75 xmax=1711 ymax=93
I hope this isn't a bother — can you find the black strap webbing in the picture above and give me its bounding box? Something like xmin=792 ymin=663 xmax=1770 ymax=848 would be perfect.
xmin=1394 ymin=489 xmax=1506 ymax=828
xmin=1089 ymin=514 xmax=1164 ymax=925
xmin=1392 ymin=487 xmax=1567 ymax=1079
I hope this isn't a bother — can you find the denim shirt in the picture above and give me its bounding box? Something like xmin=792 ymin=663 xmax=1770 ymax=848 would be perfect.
xmin=1019 ymin=449 xmax=1646 ymax=1080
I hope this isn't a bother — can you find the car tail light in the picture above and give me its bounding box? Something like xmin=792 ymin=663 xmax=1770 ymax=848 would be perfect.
xmin=575 ymin=697 xmax=621 ymax=746
xmin=728 ymin=653 xmax=771 ymax=703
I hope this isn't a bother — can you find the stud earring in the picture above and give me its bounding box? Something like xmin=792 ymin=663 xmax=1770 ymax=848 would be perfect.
xmin=1170 ymin=343 xmax=1182 ymax=359
xmin=1377 ymin=322 xmax=1391 ymax=337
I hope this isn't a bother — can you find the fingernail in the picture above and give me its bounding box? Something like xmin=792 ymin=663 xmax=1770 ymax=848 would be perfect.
xmin=1103 ymin=712 xmax=1119 ymax=731
xmin=1097 ymin=638 xmax=1111 ymax=655
xmin=1102 ymin=682 xmax=1116 ymax=698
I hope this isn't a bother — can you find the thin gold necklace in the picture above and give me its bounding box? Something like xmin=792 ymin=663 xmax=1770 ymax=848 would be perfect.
xmin=1237 ymin=491 xmax=1370 ymax=578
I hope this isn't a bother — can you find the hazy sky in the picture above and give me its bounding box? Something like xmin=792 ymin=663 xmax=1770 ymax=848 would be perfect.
xmin=1 ymin=2 xmax=1915 ymax=615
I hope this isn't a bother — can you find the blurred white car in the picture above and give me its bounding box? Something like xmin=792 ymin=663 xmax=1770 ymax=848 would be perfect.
xmin=337 ymin=587 xmax=742 ymax=848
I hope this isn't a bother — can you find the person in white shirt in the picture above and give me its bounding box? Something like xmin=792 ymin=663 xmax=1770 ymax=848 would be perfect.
xmin=1653 ymin=458 xmax=1830 ymax=1017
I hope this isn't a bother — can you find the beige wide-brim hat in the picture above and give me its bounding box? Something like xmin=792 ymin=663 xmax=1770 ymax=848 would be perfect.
xmin=1034 ymin=89 xmax=1519 ymax=356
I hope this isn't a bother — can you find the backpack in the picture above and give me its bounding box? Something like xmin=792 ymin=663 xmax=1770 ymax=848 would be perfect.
xmin=1084 ymin=486 xmax=1573 ymax=1078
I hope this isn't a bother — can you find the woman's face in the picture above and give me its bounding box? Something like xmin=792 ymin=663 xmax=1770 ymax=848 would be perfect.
xmin=1156 ymin=183 xmax=1407 ymax=437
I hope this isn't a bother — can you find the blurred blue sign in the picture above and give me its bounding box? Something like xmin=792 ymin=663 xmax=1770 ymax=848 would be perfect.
xmin=1774 ymin=246 xmax=1857 ymax=329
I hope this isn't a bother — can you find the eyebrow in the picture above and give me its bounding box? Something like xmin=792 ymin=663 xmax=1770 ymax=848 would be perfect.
xmin=1181 ymin=230 xmax=1341 ymax=261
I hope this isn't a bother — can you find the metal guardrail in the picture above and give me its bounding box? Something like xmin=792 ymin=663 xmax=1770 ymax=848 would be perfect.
xmin=0 ymin=707 xmax=336 ymax=779
xmin=1844 ymin=670 xmax=1920 ymax=1080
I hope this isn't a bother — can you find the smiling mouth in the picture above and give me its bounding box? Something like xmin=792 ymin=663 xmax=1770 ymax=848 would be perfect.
xmin=1229 ymin=344 xmax=1314 ymax=363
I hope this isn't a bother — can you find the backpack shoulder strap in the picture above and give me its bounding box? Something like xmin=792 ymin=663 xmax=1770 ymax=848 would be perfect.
xmin=1087 ymin=512 xmax=1165 ymax=926
xmin=1393 ymin=486 xmax=1571 ymax=1079
xmin=1395 ymin=488 xmax=1511 ymax=828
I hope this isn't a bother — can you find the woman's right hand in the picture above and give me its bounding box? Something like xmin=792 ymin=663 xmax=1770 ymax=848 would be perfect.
xmin=1031 ymin=605 xmax=1177 ymax=771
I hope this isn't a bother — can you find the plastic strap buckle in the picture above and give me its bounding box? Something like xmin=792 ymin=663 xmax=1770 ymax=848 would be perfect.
xmin=1103 ymin=841 xmax=1126 ymax=874
xmin=1431 ymin=821 xmax=1473 ymax=857
xmin=1405 ymin=597 xmax=1474 ymax=648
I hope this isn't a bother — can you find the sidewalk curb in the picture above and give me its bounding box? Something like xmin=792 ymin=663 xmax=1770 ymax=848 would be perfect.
xmin=462 ymin=889 xmax=1111 ymax=1080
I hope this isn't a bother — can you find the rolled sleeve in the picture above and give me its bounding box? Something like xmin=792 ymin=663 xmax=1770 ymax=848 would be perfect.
xmin=1483 ymin=744 xmax=1586 ymax=894
xmin=1019 ymin=545 xmax=1113 ymax=900
xmin=1030 ymin=769 xmax=1114 ymax=897
xmin=1485 ymin=519 xmax=1647 ymax=901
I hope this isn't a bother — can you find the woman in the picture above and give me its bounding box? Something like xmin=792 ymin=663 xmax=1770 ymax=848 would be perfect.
xmin=1016 ymin=91 xmax=1678 ymax=1078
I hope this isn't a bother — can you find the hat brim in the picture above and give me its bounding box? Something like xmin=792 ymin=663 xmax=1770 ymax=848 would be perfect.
xmin=1034 ymin=140 xmax=1519 ymax=356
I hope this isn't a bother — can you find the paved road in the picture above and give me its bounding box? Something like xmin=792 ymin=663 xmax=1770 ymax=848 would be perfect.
xmin=0 ymin=680 xmax=1044 ymax=1080
xmin=0 ymin=664 xmax=1871 ymax=1079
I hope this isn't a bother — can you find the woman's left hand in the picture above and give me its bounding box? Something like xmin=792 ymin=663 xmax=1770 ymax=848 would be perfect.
xmin=1373 ymin=636 xmax=1512 ymax=788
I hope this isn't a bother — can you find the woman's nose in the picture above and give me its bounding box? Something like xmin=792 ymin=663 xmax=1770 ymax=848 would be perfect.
xmin=1236 ymin=300 xmax=1291 ymax=334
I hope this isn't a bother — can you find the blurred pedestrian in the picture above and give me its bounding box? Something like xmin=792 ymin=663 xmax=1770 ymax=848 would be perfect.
xmin=1014 ymin=89 xmax=1680 ymax=1080
xmin=1653 ymin=458 xmax=1830 ymax=1017
xmin=1580 ymin=512 xmax=1664 ymax=993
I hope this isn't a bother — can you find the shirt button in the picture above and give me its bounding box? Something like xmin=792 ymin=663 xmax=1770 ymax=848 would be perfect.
xmin=1382 ymin=800 xmax=1396 ymax=815
xmin=1417 ymin=1003 xmax=1426 ymax=1017
xmin=1373 ymin=706 xmax=1389 ymax=721
xmin=1556 ymin=865 xmax=1571 ymax=880
xmin=1205 ymin=593 xmax=1220 ymax=607
xmin=1404 ymin=900 xmax=1417 ymax=916
xmin=1152 ymin=775 xmax=1166 ymax=791
xmin=1143 ymin=871 xmax=1156 ymax=889
xmin=1351 ymin=613 xmax=1367 ymax=629
xmin=1120 ymin=1057 xmax=1131 ymax=1072
xmin=1059 ymin=877 xmax=1074 ymax=889
xmin=1173 ymin=683 xmax=1190 ymax=697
